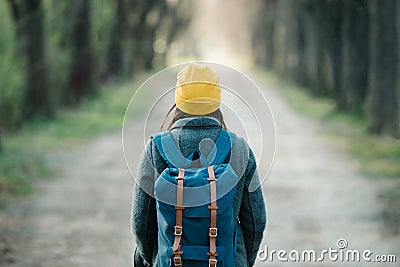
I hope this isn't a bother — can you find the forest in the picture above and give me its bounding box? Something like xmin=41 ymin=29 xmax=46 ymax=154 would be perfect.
xmin=253 ymin=0 xmax=400 ymax=139
xmin=1 ymin=0 xmax=399 ymax=140
xmin=0 ymin=0 xmax=190 ymax=147
xmin=0 ymin=0 xmax=399 ymax=265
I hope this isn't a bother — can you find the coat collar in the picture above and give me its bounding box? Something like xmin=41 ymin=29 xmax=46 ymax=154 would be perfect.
xmin=170 ymin=117 xmax=221 ymax=129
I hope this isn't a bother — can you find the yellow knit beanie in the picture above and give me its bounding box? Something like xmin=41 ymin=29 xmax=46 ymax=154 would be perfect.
xmin=175 ymin=64 xmax=221 ymax=115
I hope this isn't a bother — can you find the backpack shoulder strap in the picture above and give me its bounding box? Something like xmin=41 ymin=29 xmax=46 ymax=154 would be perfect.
xmin=201 ymin=129 xmax=236 ymax=166
xmin=151 ymin=132 xmax=192 ymax=168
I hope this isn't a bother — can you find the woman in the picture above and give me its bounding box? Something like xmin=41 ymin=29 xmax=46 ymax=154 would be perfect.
xmin=131 ymin=64 xmax=266 ymax=267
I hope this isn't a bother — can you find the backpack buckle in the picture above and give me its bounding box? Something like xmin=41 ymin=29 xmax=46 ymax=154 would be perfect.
xmin=174 ymin=226 xmax=183 ymax=236
xmin=209 ymin=227 xmax=218 ymax=237
xmin=208 ymin=258 xmax=218 ymax=267
xmin=173 ymin=256 xmax=182 ymax=266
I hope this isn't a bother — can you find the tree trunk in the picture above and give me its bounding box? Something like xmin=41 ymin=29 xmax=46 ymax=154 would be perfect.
xmin=159 ymin=0 xmax=190 ymax=67
xmin=283 ymin=0 xmax=301 ymax=81
xmin=273 ymin=0 xmax=291 ymax=75
xmin=106 ymin=0 xmax=127 ymax=78
xmin=7 ymin=0 xmax=24 ymax=38
xmin=144 ymin=1 xmax=168 ymax=70
xmin=294 ymin=0 xmax=307 ymax=86
xmin=302 ymin=0 xmax=321 ymax=92
xmin=251 ymin=1 xmax=266 ymax=66
xmin=324 ymin=0 xmax=344 ymax=101
xmin=264 ymin=0 xmax=276 ymax=70
xmin=125 ymin=0 xmax=156 ymax=75
xmin=367 ymin=0 xmax=399 ymax=137
xmin=67 ymin=0 xmax=95 ymax=105
xmin=315 ymin=1 xmax=330 ymax=95
xmin=144 ymin=26 xmax=156 ymax=70
xmin=7 ymin=0 xmax=52 ymax=119
xmin=24 ymin=0 xmax=52 ymax=118
xmin=398 ymin=4 xmax=400 ymax=137
xmin=341 ymin=0 xmax=369 ymax=113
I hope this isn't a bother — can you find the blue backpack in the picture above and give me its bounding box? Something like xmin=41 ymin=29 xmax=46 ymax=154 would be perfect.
xmin=152 ymin=129 xmax=238 ymax=267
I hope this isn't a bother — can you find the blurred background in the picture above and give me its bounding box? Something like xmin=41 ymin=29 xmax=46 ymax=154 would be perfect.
xmin=0 ymin=0 xmax=399 ymax=266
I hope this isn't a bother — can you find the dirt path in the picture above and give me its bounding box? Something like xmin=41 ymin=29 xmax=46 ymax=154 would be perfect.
xmin=0 ymin=69 xmax=399 ymax=267
xmin=0 ymin=130 xmax=135 ymax=266
xmin=253 ymin=73 xmax=400 ymax=266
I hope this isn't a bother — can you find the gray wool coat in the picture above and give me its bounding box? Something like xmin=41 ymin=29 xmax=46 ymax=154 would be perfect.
xmin=131 ymin=117 xmax=266 ymax=267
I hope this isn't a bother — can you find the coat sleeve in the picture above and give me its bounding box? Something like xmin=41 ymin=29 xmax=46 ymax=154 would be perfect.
xmin=131 ymin=140 xmax=158 ymax=266
xmin=238 ymin=148 xmax=267 ymax=266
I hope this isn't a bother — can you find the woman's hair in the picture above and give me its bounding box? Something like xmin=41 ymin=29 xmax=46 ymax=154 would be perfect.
xmin=159 ymin=104 xmax=227 ymax=131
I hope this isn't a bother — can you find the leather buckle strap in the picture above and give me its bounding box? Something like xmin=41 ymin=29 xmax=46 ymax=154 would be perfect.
xmin=172 ymin=168 xmax=185 ymax=256
xmin=207 ymin=166 xmax=218 ymax=263
xmin=176 ymin=167 xmax=185 ymax=180
xmin=209 ymin=227 xmax=217 ymax=237
xmin=207 ymin=251 xmax=218 ymax=257
xmin=208 ymin=258 xmax=217 ymax=267
xmin=173 ymin=256 xmax=182 ymax=266
xmin=174 ymin=226 xmax=183 ymax=236
xmin=172 ymin=236 xmax=182 ymax=254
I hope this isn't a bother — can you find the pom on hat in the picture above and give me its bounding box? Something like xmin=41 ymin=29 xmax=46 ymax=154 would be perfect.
xmin=175 ymin=64 xmax=221 ymax=115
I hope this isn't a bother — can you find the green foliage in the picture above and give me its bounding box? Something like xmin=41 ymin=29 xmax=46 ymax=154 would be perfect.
xmin=43 ymin=0 xmax=72 ymax=107
xmin=0 ymin=1 xmax=25 ymax=129
xmin=350 ymin=137 xmax=400 ymax=178
xmin=1 ymin=0 xmax=185 ymax=130
xmin=91 ymin=0 xmax=114 ymax=78
xmin=270 ymin=70 xmax=400 ymax=179
xmin=7 ymin=80 xmax=145 ymax=150
xmin=0 ymin=0 xmax=186 ymax=206
xmin=253 ymin=0 xmax=400 ymax=138
xmin=0 ymin=148 xmax=48 ymax=209
xmin=0 ymin=79 xmax=146 ymax=208
xmin=279 ymin=83 xmax=336 ymax=119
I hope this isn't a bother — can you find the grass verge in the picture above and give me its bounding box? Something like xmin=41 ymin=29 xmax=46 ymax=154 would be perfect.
xmin=0 ymin=77 xmax=148 ymax=208
xmin=263 ymin=74 xmax=400 ymax=178
xmin=262 ymin=72 xmax=400 ymax=233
